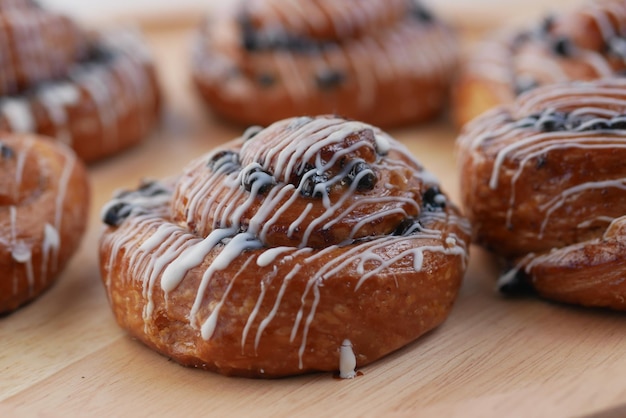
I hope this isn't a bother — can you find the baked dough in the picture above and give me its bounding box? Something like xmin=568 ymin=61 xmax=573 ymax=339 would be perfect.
xmin=100 ymin=115 xmax=470 ymax=377
xmin=457 ymin=78 xmax=626 ymax=309
xmin=0 ymin=134 xmax=89 ymax=314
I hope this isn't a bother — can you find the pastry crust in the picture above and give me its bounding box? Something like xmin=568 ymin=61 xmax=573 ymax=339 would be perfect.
xmin=0 ymin=1 xmax=161 ymax=162
xmin=99 ymin=115 xmax=470 ymax=377
xmin=191 ymin=0 xmax=458 ymax=128
xmin=454 ymin=0 xmax=626 ymax=127
xmin=0 ymin=134 xmax=90 ymax=314
xmin=457 ymin=78 xmax=626 ymax=309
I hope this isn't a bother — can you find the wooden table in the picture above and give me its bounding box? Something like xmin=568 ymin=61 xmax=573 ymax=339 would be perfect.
xmin=2 ymin=10 xmax=626 ymax=418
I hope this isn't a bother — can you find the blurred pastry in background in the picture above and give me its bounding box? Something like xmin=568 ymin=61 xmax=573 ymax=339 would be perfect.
xmin=454 ymin=0 xmax=626 ymax=127
xmin=0 ymin=0 xmax=161 ymax=162
xmin=0 ymin=134 xmax=89 ymax=314
xmin=457 ymin=78 xmax=626 ymax=310
xmin=191 ymin=0 xmax=458 ymax=128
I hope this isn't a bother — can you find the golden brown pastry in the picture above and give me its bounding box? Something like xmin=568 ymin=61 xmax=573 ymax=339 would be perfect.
xmin=99 ymin=115 xmax=470 ymax=377
xmin=457 ymin=78 xmax=626 ymax=309
xmin=0 ymin=0 xmax=160 ymax=162
xmin=454 ymin=0 xmax=626 ymax=127
xmin=191 ymin=0 xmax=458 ymax=128
xmin=0 ymin=133 xmax=89 ymax=314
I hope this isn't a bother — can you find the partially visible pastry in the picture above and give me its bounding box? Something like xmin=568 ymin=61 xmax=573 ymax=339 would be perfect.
xmin=0 ymin=0 xmax=160 ymax=162
xmin=454 ymin=0 xmax=626 ymax=127
xmin=0 ymin=133 xmax=89 ymax=314
xmin=457 ymin=78 xmax=626 ymax=309
xmin=191 ymin=0 xmax=458 ymax=127
xmin=99 ymin=115 xmax=470 ymax=377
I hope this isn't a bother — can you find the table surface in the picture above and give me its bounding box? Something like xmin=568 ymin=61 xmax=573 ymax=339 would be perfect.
xmin=2 ymin=11 xmax=626 ymax=418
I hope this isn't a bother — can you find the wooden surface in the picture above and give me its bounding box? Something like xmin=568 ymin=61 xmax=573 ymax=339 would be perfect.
xmin=3 ymin=17 xmax=626 ymax=418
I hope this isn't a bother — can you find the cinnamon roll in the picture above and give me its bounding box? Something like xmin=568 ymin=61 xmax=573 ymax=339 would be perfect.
xmin=0 ymin=0 xmax=160 ymax=162
xmin=0 ymin=133 xmax=89 ymax=314
xmin=99 ymin=115 xmax=470 ymax=378
xmin=191 ymin=0 xmax=458 ymax=127
xmin=457 ymin=78 xmax=626 ymax=309
xmin=454 ymin=0 xmax=626 ymax=127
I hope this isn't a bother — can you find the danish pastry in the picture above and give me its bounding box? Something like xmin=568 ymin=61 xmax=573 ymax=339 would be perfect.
xmin=99 ymin=115 xmax=470 ymax=377
xmin=457 ymin=78 xmax=626 ymax=309
xmin=0 ymin=0 xmax=160 ymax=162
xmin=454 ymin=0 xmax=626 ymax=126
xmin=0 ymin=133 xmax=89 ymax=314
xmin=191 ymin=0 xmax=458 ymax=127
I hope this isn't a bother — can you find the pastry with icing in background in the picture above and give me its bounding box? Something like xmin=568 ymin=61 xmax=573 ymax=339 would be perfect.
xmin=99 ymin=115 xmax=470 ymax=378
xmin=454 ymin=0 xmax=626 ymax=127
xmin=0 ymin=134 xmax=89 ymax=314
xmin=457 ymin=78 xmax=626 ymax=310
xmin=191 ymin=0 xmax=458 ymax=128
xmin=0 ymin=0 xmax=160 ymax=162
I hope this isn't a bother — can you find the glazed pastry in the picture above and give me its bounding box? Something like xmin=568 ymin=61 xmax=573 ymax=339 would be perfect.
xmin=0 ymin=0 xmax=160 ymax=162
xmin=457 ymin=78 xmax=626 ymax=309
xmin=191 ymin=0 xmax=458 ymax=127
xmin=99 ymin=115 xmax=470 ymax=377
xmin=454 ymin=0 xmax=626 ymax=127
xmin=0 ymin=134 xmax=89 ymax=314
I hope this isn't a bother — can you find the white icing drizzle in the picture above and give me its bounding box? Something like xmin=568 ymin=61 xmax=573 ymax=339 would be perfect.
xmin=339 ymin=339 xmax=357 ymax=379
xmin=102 ymin=116 xmax=470 ymax=371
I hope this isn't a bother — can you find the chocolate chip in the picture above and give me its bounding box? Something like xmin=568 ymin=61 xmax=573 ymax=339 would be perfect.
xmin=242 ymin=125 xmax=263 ymax=141
xmin=102 ymin=201 xmax=131 ymax=227
xmin=315 ymin=69 xmax=345 ymax=90
xmin=537 ymin=111 xmax=568 ymax=132
xmin=300 ymin=171 xmax=328 ymax=198
xmin=241 ymin=165 xmax=275 ymax=194
xmin=552 ymin=36 xmax=573 ymax=57
xmin=344 ymin=161 xmax=376 ymax=191
xmin=257 ymin=73 xmax=276 ymax=87
xmin=411 ymin=4 xmax=434 ymax=23
xmin=207 ymin=150 xmax=240 ymax=173
xmin=497 ymin=268 xmax=535 ymax=296
xmin=393 ymin=218 xmax=422 ymax=236
xmin=610 ymin=117 xmax=626 ymax=130
xmin=422 ymin=186 xmax=446 ymax=212
xmin=239 ymin=16 xmax=259 ymax=51
xmin=0 ymin=142 xmax=14 ymax=159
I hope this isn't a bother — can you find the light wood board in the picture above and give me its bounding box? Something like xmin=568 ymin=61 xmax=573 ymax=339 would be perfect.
xmin=2 ymin=16 xmax=626 ymax=418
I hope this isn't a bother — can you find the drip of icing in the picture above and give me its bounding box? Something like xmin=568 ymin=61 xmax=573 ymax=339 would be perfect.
xmin=339 ymin=339 xmax=357 ymax=379
xmin=41 ymin=223 xmax=60 ymax=279
xmin=1 ymin=98 xmax=34 ymax=132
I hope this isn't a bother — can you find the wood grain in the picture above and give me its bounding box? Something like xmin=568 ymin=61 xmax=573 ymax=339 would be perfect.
xmin=2 ymin=17 xmax=626 ymax=418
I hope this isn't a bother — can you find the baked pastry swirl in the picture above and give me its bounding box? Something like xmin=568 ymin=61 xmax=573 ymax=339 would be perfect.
xmin=454 ymin=0 xmax=626 ymax=126
xmin=457 ymin=78 xmax=626 ymax=309
xmin=0 ymin=0 xmax=160 ymax=162
xmin=0 ymin=133 xmax=89 ymax=314
xmin=191 ymin=0 xmax=458 ymax=127
xmin=99 ymin=115 xmax=470 ymax=377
